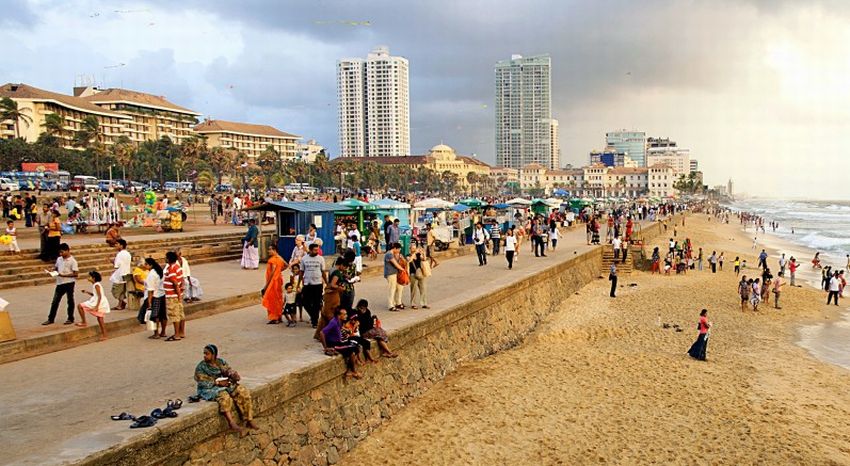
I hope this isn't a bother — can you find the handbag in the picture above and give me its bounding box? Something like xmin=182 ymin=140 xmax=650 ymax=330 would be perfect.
xmin=397 ymin=267 xmax=410 ymax=285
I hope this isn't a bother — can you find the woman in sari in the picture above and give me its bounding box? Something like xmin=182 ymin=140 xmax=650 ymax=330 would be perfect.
xmin=314 ymin=258 xmax=347 ymax=339
xmin=687 ymin=309 xmax=711 ymax=361
xmin=194 ymin=344 xmax=257 ymax=433
xmin=262 ymin=244 xmax=287 ymax=324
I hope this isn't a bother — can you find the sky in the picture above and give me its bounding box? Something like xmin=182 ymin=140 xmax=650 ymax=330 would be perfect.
xmin=2 ymin=0 xmax=849 ymax=199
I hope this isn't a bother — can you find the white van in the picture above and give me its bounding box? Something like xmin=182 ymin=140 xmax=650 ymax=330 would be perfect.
xmin=71 ymin=175 xmax=98 ymax=191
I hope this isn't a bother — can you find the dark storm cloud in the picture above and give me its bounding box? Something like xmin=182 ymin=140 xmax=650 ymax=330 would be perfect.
xmin=1 ymin=0 xmax=36 ymax=27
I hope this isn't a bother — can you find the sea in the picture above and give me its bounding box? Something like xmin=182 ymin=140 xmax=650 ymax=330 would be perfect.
xmin=728 ymin=198 xmax=850 ymax=371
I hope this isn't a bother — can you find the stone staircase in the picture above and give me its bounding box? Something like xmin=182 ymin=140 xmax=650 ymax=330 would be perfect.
xmin=601 ymin=244 xmax=635 ymax=275
xmin=0 ymin=232 xmax=248 ymax=290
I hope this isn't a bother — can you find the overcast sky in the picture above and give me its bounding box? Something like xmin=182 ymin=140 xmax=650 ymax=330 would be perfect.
xmin=2 ymin=0 xmax=848 ymax=199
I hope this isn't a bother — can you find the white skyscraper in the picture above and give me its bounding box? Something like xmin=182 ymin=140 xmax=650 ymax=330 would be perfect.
xmin=337 ymin=46 xmax=410 ymax=158
xmin=495 ymin=54 xmax=555 ymax=169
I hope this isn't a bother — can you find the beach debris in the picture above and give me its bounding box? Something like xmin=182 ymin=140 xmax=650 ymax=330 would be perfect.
xmin=628 ymin=283 xmax=638 ymax=287
xmin=662 ymin=323 xmax=671 ymax=329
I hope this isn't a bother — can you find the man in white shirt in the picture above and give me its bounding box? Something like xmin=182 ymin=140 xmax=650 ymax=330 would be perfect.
xmin=472 ymin=222 xmax=490 ymax=266
xmin=612 ymin=236 xmax=622 ymax=260
xmin=827 ymin=272 xmax=841 ymax=306
xmin=110 ymin=239 xmax=132 ymax=310
xmin=778 ymin=253 xmax=787 ymax=275
xmin=300 ymin=244 xmax=327 ymax=328
xmin=177 ymin=248 xmax=202 ymax=302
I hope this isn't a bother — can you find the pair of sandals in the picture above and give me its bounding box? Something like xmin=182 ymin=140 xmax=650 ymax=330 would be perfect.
xmin=389 ymin=304 xmax=406 ymax=312
xmin=111 ymin=399 xmax=183 ymax=428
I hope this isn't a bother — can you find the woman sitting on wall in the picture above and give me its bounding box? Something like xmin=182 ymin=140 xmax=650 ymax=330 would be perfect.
xmin=194 ymin=344 xmax=258 ymax=433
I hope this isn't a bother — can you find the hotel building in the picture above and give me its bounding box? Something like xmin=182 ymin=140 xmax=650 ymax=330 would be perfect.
xmin=193 ymin=119 xmax=300 ymax=160
xmin=76 ymin=87 xmax=201 ymax=145
xmin=337 ymin=46 xmax=410 ymax=158
xmin=1 ymin=82 xmax=129 ymax=148
xmin=646 ymin=147 xmax=691 ymax=177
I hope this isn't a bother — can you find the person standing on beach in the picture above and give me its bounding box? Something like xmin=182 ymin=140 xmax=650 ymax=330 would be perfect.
xmin=788 ymin=257 xmax=798 ymax=286
xmin=718 ymin=252 xmax=725 ymax=271
xmin=827 ymin=271 xmax=841 ymax=306
xmin=773 ymin=272 xmax=784 ymax=309
xmin=734 ymin=256 xmax=741 ymax=277
xmin=738 ymin=276 xmax=749 ymax=312
xmin=687 ymin=309 xmax=711 ymax=361
xmin=751 ymin=278 xmax=761 ymax=311
xmin=708 ymin=251 xmax=717 ymax=274
xmin=696 ymin=247 xmax=703 ymax=271
xmin=778 ymin=254 xmax=787 ymax=276
xmin=609 ymin=263 xmax=618 ymax=298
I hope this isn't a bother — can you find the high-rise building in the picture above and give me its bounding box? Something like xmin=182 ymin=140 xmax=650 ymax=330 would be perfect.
xmin=337 ymin=46 xmax=410 ymax=158
xmin=495 ymin=54 xmax=555 ymax=169
xmin=589 ymin=147 xmax=626 ymax=167
xmin=606 ymin=130 xmax=646 ymax=167
xmin=689 ymin=159 xmax=699 ymax=173
xmin=549 ymin=118 xmax=560 ymax=169
xmin=646 ymin=147 xmax=691 ymax=177
xmin=647 ymin=137 xmax=676 ymax=150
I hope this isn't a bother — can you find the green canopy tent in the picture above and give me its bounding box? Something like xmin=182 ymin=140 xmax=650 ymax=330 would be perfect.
xmin=335 ymin=199 xmax=377 ymax=235
xmin=458 ymin=198 xmax=484 ymax=208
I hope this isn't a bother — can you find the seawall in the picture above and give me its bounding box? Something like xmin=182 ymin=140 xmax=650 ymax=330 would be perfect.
xmin=78 ymin=219 xmax=670 ymax=466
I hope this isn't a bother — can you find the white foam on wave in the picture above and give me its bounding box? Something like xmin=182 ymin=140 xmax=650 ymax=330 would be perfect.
xmin=799 ymin=232 xmax=850 ymax=250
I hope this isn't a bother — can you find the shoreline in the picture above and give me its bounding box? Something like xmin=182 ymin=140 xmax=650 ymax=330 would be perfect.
xmin=342 ymin=214 xmax=850 ymax=465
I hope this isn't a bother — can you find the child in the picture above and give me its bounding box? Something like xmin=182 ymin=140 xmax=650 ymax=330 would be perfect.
xmin=75 ymin=271 xmax=111 ymax=340
xmin=549 ymin=225 xmax=559 ymax=250
xmin=733 ymin=256 xmax=741 ymax=276
xmin=351 ymin=234 xmax=363 ymax=274
xmin=5 ymin=220 xmax=20 ymax=255
xmin=288 ymin=264 xmax=305 ymax=322
xmin=741 ymin=259 xmax=748 ymax=270
xmin=283 ymin=283 xmax=298 ymax=327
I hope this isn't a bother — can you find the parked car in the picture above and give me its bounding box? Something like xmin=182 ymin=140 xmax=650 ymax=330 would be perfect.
xmin=215 ymin=183 xmax=233 ymax=193
xmin=97 ymin=180 xmax=117 ymax=192
xmin=0 ymin=177 xmax=18 ymax=191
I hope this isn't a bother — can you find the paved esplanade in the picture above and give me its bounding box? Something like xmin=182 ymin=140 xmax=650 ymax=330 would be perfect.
xmin=0 ymin=226 xmax=604 ymax=466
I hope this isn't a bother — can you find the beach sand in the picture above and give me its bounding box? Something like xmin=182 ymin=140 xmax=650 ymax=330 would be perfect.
xmin=341 ymin=214 xmax=850 ymax=465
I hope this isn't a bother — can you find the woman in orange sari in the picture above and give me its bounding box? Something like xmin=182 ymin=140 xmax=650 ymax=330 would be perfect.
xmin=262 ymin=244 xmax=287 ymax=324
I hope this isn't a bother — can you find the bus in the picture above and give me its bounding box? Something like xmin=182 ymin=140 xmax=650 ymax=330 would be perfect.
xmin=284 ymin=183 xmax=318 ymax=194
xmin=71 ymin=175 xmax=98 ymax=191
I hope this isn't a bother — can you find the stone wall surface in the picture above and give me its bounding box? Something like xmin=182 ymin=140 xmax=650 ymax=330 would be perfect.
xmin=79 ymin=218 xmax=672 ymax=466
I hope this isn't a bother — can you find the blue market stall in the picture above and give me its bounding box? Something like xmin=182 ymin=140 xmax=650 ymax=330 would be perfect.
xmin=247 ymin=201 xmax=338 ymax=260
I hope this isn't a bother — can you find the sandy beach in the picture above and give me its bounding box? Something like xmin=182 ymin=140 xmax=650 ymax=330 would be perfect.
xmin=341 ymin=214 xmax=850 ymax=465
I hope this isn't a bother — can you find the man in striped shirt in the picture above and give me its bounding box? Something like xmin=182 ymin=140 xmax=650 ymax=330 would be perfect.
xmin=489 ymin=220 xmax=501 ymax=256
xmin=163 ymin=251 xmax=185 ymax=341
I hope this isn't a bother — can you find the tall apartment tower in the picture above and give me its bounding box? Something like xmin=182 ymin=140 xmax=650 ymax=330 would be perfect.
xmin=495 ymin=54 xmax=555 ymax=169
xmin=337 ymin=46 xmax=410 ymax=158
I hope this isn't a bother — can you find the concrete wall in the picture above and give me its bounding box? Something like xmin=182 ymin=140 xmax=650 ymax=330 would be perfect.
xmin=80 ymin=220 xmax=670 ymax=466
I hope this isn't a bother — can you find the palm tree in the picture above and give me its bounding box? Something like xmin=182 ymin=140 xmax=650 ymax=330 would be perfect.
xmin=111 ymin=135 xmax=135 ymax=181
xmin=208 ymin=147 xmax=236 ymax=186
xmin=0 ymin=97 xmax=33 ymax=139
xmin=40 ymin=112 xmax=66 ymax=146
xmin=257 ymin=146 xmax=281 ymax=189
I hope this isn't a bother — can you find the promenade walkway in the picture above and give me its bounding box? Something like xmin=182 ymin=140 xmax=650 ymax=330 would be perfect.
xmin=1 ymin=226 xmax=601 ymax=466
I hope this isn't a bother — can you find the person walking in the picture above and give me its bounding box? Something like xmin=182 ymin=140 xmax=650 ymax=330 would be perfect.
xmin=609 ymin=262 xmax=618 ymax=298
xmin=43 ymin=243 xmax=78 ymax=325
xmin=300 ymin=243 xmax=327 ymax=328
xmin=751 ymin=278 xmax=761 ymax=311
xmin=163 ymin=251 xmax=185 ymax=341
xmin=708 ymin=251 xmax=717 ymax=274
xmin=262 ymin=244 xmax=287 ymax=324
xmin=209 ymin=195 xmax=219 ymax=225
xmin=384 ymin=243 xmax=405 ymax=311
xmin=827 ymin=271 xmax=841 ymax=306
xmin=240 ymin=219 xmax=259 ymax=270
xmin=687 ymin=309 xmax=711 ymax=361
xmin=612 ymin=235 xmax=621 ymax=261
xmin=504 ymin=227 xmax=517 ymax=270
xmin=757 ymin=249 xmax=768 ymax=270
xmin=778 ymin=253 xmax=787 ymax=276
xmin=718 ymin=252 xmax=725 ymax=271
xmin=472 ymin=222 xmax=490 ymax=266
xmin=490 ymin=220 xmax=501 ymax=256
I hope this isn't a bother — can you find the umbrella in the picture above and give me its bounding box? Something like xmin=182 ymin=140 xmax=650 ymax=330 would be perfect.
xmin=337 ymin=198 xmax=376 ymax=210
xmin=458 ymin=198 xmax=484 ymax=208
xmin=552 ymin=188 xmax=569 ymax=196
xmin=493 ymin=203 xmax=511 ymax=209
xmin=506 ymin=197 xmax=532 ymax=206
xmin=371 ymin=198 xmax=412 ymax=209
xmin=452 ymin=204 xmax=470 ymax=212
xmin=414 ymin=197 xmax=454 ymax=209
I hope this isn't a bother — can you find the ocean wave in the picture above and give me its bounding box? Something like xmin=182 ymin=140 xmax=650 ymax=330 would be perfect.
xmin=799 ymin=232 xmax=850 ymax=251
